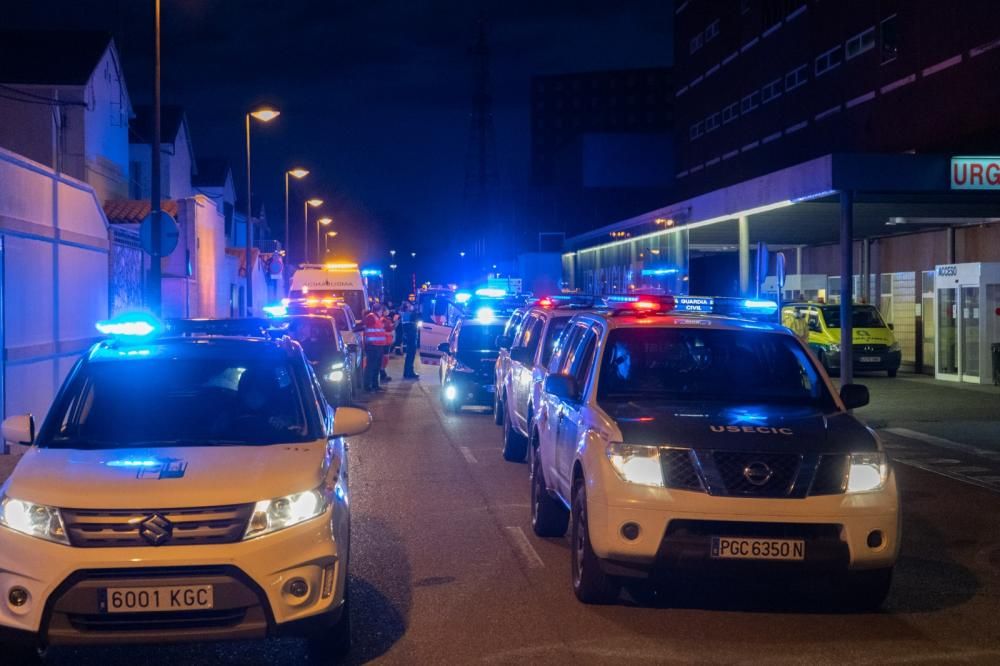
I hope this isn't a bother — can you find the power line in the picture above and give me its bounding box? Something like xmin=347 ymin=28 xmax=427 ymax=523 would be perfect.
xmin=0 ymin=83 xmax=87 ymax=107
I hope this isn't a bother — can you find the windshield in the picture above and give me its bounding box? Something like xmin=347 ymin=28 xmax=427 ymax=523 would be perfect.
xmin=820 ymin=305 xmax=886 ymax=329
xmin=39 ymin=358 xmax=319 ymax=449
xmin=541 ymin=316 xmax=570 ymax=365
xmin=457 ymin=324 xmax=506 ymax=352
xmin=597 ymin=327 xmax=833 ymax=407
xmin=331 ymin=309 xmax=351 ymax=331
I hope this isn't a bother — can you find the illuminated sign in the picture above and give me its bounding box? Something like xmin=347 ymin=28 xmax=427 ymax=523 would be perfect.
xmin=675 ymin=296 xmax=714 ymax=312
xmin=951 ymin=156 xmax=1000 ymax=190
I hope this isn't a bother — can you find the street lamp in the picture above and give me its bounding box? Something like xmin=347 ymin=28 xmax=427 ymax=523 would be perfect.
xmin=304 ymin=198 xmax=323 ymax=263
xmin=245 ymin=105 xmax=280 ymax=315
xmin=284 ymin=168 xmax=309 ymax=270
xmin=316 ymin=217 xmax=333 ymax=261
xmin=325 ymin=230 xmax=338 ymax=255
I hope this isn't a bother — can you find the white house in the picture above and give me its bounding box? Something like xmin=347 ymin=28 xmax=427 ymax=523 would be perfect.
xmin=0 ymin=30 xmax=133 ymax=204
xmin=128 ymin=105 xmax=196 ymax=200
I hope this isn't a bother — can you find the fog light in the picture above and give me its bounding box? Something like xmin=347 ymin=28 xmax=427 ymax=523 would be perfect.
xmin=620 ymin=522 xmax=641 ymax=541
xmin=867 ymin=530 xmax=884 ymax=549
xmin=8 ymin=587 xmax=28 ymax=607
xmin=288 ymin=578 xmax=309 ymax=598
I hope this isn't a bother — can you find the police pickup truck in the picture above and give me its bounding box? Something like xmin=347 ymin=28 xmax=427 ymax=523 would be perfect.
xmin=529 ymin=297 xmax=899 ymax=608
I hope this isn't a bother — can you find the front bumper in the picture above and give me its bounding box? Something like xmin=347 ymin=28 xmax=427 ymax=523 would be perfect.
xmin=446 ymin=374 xmax=495 ymax=406
xmin=585 ymin=466 xmax=900 ymax=577
xmin=0 ymin=508 xmax=345 ymax=646
xmin=825 ymin=349 xmax=902 ymax=372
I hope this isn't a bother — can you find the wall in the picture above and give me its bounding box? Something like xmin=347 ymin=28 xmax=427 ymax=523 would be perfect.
xmin=0 ymin=96 xmax=55 ymax=168
xmin=0 ymin=147 xmax=109 ymax=425
xmin=81 ymin=47 xmax=129 ymax=202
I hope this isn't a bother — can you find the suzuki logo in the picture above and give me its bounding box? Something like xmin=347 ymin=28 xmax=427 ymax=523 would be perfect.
xmin=743 ymin=461 xmax=774 ymax=487
xmin=138 ymin=514 xmax=173 ymax=546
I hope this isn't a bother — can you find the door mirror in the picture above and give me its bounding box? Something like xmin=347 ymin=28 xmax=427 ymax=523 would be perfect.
xmin=510 ymin=346 xmax=534 ymax=366
xmin=331 ymin=406 xmax=372 ymax=437
xmin=839 ymin=384 xmax=870 ymax=410
xmin=1 ymin=414 xmax=35 ymax=449
xmin=437 ymin=342 xmax=451 ymax=354
xmin=544 ymin=374 xmax=579 ymax=402
xmin=887 ymin=322 xmax=894 ymax=330
xmin=496 ymin=335 xmax=513 ymax=350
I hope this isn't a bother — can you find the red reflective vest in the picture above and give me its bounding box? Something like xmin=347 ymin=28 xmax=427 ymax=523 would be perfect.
xmin=364 ymin=312 xmax=389 ymax=346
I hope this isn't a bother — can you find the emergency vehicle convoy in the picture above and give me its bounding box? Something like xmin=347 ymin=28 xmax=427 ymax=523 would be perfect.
xmin=0 ymin=314 xmax=371 ymax=661
xmin=495 ymin=295 xmax=899 ymax=608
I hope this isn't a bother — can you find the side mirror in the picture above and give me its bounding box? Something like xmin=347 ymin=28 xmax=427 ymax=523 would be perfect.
xmin=840 ymin=384 xmax=870 ymax=410
xmin=2 ymin=414 xmax=35 ymax=449
xmin=437 ymin=342 xmax=450 ymax=354
xmin=496 ymin=335 xmax=513 ymax=349
xmin=887 ymin=322 xmax=895 ymax=330
xmin=331 ymin=406 xmax=372 ymax=437
xmin=544 ymin=374 xmax=579 ymax=402
xmin=510 ymin=346 xmax=534 ymax=366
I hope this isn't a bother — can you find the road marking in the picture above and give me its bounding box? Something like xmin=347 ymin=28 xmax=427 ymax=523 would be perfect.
xmin=884 ymin=427 xmax=1000 ymax=461
xmin=893 ymin=458 xmax=1000 ymax=493
xmin=504 ymin=526 xmax=545 ymax=569
xmin=924 ymin=458 xmax=962 ymax=464
xmin=459 ymin=446 xmax=478 ymax=464
xmin=943 ymin=465 xmax=992 ymax=474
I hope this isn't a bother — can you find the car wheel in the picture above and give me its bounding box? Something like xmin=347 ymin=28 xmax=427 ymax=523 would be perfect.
xmin=571 ymin=477 xmax=620 ymax=604
xmin=306 ymin=581 xmax=352 ymax=662
xmin=493 ymin=391 xmax=504 ymax=426
xmin=530 ymin=441 xmax=568 ymax=537
xmin=887 ymin=368 xmax=898 ymax=378
xmin=502 ymin=408 xmax=528 ymax=462
xmin=837 ymin=567 xmax=893 ymax=612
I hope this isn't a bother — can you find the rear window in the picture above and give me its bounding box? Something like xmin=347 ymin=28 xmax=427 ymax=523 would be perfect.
xmin=457 ymin=324 xmax=506 ymax=352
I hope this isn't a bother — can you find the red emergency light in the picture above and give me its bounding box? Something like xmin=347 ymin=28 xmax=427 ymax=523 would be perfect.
xmin=537 ymin=297 xmax=555 ymax=308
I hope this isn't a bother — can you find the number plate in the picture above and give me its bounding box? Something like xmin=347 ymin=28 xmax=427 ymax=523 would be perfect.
xmin=710 ymin=537 xmax=805 ymax=561
xmin=859 ymin=356 xmax=881 ymax=363
xmin=101 ymin=585 xmax=214 ymax=613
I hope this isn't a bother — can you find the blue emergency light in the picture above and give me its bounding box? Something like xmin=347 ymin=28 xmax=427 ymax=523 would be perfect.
xmin=475 ymin=306 xmax=496 ymax=323
xmin=95 ymin=312 xmax=161 ymax=341
xmin=475 ymin=287 xmax=506 ymax=298
xmin=263 ymin=304 xmax=288 ymax=317
xmin=455 ymin=292 xmax=472 ymax=304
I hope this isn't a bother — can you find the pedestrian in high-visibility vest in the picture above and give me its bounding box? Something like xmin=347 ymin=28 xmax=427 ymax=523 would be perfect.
xmin=381 ymin=309 xmax=398 ymax=382
xmin=364 ymin=304 xmax=388 ymax=392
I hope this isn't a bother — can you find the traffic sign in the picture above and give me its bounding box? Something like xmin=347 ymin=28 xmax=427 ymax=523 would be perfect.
xmin=140 ymin=211 xmax=180 ymax=257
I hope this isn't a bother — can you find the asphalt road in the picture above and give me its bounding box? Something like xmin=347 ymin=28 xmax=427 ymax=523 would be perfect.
xmin=41 ymin=359 xmax=1000 ymax=664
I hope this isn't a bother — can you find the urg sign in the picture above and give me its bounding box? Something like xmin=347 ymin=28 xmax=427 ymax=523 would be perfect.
xmin=951 ymin=156 xmax=1000 ymax=190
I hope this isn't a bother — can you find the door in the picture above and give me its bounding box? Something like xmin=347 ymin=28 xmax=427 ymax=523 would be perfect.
xmin=512 ymin=316 xmax=543 ymax=432
xmin=555 ymin=325 xmax=598 ymax=498
xmin=936 ymin=287 xmax=959 ymax=378
xmin=961 ymin=287 xmax=980 ymax=379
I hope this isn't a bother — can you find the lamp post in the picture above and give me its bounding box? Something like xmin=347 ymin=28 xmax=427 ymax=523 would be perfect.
xmin=303 ymin=198 xmax=323 ymax=263
xmin=316 ymin=217 xmax=333 ymax=261
xmin=284 ymin=168 xmax=308 ymax=271
xmin=325 ymin=230 xmax=338 ymax=255
xmin=244 ymin=106 xmax=280 ymax=315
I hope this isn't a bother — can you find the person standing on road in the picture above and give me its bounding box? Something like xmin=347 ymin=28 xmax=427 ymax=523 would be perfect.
xmin=381 ymin=308 xmax=398 ymax=383
xmin=401 ymin=298 xmax=420 ymax=379
xmin=363 ymin=304 xmax=388 ymax=392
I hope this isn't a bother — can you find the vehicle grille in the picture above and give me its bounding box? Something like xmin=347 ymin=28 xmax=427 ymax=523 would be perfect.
xmin=664 ymin=519 xmax=842 ymax=540
xmin=67 ymin=608 xmax=246 ymax=632
xmin=660 ymin=448 xmax=704 ymax=491
xmin=853 ymin=344 xmax=888 ymax=354
xmin=61 ymin=504 xmax=254 ymax=548
xmin=810 ymin=454 xmax=850 ymax=495
xmin=709 ymin=451 xmax=802 ymax=498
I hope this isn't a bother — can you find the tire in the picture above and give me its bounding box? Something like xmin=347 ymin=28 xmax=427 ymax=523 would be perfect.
xmin=307 ymin=587 xmax=352 ymax=663
xmin=570 ymin=478 xmax=620 ymax=604
xmin=837 ymin=567 xmax=893 ymax=611
xmin=502 ymin=407 xmax=529 ymax=462
xmin=493 ymin=391 xmax=504 ymax=426
xmin=887 ymin=368 xmax=898 ymax=378
xmin=530 ymin=441 xmax=568 ymax=537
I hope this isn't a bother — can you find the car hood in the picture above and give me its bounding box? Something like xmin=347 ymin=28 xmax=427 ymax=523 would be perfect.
xmin=601 ymin=401 xmax=876 ymax=453
xmin=5 ymin=442 xmax=329 ymax=509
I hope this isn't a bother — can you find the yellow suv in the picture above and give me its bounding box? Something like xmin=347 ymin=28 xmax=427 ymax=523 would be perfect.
xmin=782 ymin=303 xmax=901 ymax=377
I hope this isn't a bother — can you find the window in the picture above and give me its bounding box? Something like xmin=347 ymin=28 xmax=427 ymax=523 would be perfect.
xmin=690 ymin=32 xmax=704 ymax=54
xmin=722 ymin=102 xmax=740 ymax=124
xmin=761 ymin=78 xmax=782 ymax=103
xmin=541 ymin=317 xmax=571 ymax=366
xmin=567 ymin=329 xmax=598 ymax=389
xmin=551 ymin=324 xmax=584 ymax=374
xmin=741 ymin=90 xmax=760 ymax=114
xmin=846 ymin=27 xmax=875 ymax=60
xmin=513 ymin=314 xmax=539 ymax=348
xmin=880 ymin=14 xmax=898 ymax=64
xmin=689 ymin=120 xmax=704 ymax=140
xmin=705 ymin=112 xmax=720 ymax=133
xmin=705 ymin=19 xmax=720 ymax=42
xmin=815 ymin=45 xmax=842 ymax=76
xmin=458 ymin=324 xmax=506 ymax=352
xmin=785 ymin=64 xmax=808 ymax=91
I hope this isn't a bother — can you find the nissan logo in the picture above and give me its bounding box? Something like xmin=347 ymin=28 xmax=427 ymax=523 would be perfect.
xmin=743 ymin=461 xmax=774 ymax=486
xmin=138 ymin=513 xmax=174 ymax=546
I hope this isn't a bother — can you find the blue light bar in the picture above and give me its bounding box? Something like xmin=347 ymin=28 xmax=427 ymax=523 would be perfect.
xmin=106 ymin=458 xmax=161 ymax=468
xmin=95 ymin=312 xmax=161 ymax=340
xmin=263 ymin=304 xmax=288 ymax=317
xmin=604 ymin=295 xmax=639 ymax=303
xmin=361 ymin=268 xmax=382 ymax=277
xmin=475 ymin=306 xmax=496 ymax=322
xmin=455 ymin=291 xmax=472 ymax=304
xmin=675 ymin=296 xmax=715 ymax=313
xmin=640 ymin=267 xmax=680 ymax=276
xmin=475 ymin=287 xmax=506 ymax=298
xmin=742 ymin=299 xmax=779 ymax=314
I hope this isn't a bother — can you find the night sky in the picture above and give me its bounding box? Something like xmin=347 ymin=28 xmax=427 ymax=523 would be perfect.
xmin=4 ymin=0 xmax=671 ymax=278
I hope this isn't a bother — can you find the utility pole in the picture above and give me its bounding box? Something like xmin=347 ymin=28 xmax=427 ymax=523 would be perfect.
xmin=464 ymin=19 xmax=498 ymax=270
xmin=147 ymin=0 xmax=162 ymax=314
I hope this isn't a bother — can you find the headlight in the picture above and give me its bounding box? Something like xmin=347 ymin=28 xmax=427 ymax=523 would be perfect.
xmin=847 ymin=452 xmax=889 ymax=493
xmin=888 ymin=341 xmax=901 ymax=352
xmin=826 ymin=343 xmax=841 ymax=354
xmin=244 ymin=488 xmax=328 ymax=540
xmin=325 ymin=362 xmax=346 ymax=383
xmin=0 ymin=494 xmax=69 ymax=545
xmin=607 ymin=443 xmax=663 ymax=487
